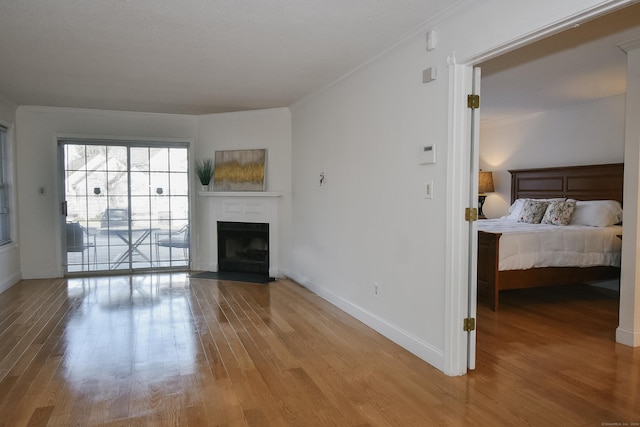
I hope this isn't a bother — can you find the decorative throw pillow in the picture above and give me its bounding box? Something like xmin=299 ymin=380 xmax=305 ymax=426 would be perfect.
xmin=541 ymin=200 xmax=576 ymax=225
xmin=505 ymin=198 xmax=565 ymax=221
xmin=518 ymin=199 xmax=549 ymax=224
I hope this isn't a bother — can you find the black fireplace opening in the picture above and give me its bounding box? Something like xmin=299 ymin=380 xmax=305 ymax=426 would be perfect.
xmin=217 ymin=221 xmax=269 ymax=275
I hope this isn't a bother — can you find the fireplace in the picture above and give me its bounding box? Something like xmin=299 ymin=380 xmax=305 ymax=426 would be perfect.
xmin=200 ymin=191 xmax=280 ymax=276
xmin=217 ymin=221 xmax=269 ymax=275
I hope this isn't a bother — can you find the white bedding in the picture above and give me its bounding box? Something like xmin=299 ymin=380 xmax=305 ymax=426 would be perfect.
xmin=477 ymin=219 xmax=622 ymax=271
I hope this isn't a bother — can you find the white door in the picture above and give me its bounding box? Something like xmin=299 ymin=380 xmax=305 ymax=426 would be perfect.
xmin=444 ymin=62 xmax=479 ymax=375
xmin=466 ymin=67 xmax=481 ymax=370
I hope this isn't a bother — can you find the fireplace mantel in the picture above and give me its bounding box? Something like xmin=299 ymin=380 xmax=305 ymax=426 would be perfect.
xmin=202 ymin=191 xmax=281 ymax=277
xmin=199 ymin=191 xmax=281 ymax=198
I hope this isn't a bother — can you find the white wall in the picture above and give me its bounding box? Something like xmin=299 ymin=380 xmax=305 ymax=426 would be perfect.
xmin=0 ymin=94 xmax=20 ymax=294
xmin=15 ymin=107 xmax=197 ymax=278
xmin=290 ymin=37 xmax=450 ymax=369
xmin=618 ymin=42 xmax=640 ymax=346
xmin=480 ymin=95 xmax=626 ymax=218
xmin=14 ymin=106 xmax=293 ymax=280
xmin=193 ymin=108 xmax=292 ymax=274
xmin=288 ymin=0 xmax=634 ymax=373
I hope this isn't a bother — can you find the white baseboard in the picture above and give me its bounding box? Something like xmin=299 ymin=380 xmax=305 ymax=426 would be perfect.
xmin=192 ymin=261 xmax=217 ymax=272
xmin=0 ymin=271 xmax=21 ymax=295
xmin=268 ymin=267 xmax=280 ymax=277
xmin=285 ymin=270 xmax=445 ymax=372
xmin=21 ymin=268 xmax=62 ymax=280
xmin=616 ymin=326 xmax=640 ymax=347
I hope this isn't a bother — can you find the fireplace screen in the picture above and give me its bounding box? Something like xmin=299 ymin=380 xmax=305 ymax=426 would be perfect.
xmin=217 ymin=221 xmax=269 ymax=275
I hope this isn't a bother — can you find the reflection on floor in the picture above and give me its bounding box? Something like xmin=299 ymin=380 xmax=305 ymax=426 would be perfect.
xmin=63 ymin=274 xmax=196 ymax=387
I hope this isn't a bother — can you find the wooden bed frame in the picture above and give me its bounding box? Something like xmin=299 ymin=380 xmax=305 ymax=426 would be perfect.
xmin=477 ymin=163 xmax=624 ymax=311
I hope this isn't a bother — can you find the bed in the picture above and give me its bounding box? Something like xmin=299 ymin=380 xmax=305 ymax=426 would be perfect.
xmin=477 ymin=163 xmax=624 ymax=311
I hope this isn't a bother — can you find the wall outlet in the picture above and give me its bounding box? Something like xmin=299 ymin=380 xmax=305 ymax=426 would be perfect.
xmin=374 ymin=281 xmax=381 ymax=297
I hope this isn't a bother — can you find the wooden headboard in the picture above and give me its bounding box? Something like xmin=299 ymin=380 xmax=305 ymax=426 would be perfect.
xmin=509 ymin=163 xmax=624 ymax=204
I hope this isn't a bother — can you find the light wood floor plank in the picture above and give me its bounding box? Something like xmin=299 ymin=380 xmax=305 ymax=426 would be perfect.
xmin=0 ymin=275 xmax=638 ymax=426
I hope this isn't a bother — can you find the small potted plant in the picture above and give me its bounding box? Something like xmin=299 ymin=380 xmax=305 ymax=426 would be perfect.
xmin=195 ymin=158 xmax=214 ymax=191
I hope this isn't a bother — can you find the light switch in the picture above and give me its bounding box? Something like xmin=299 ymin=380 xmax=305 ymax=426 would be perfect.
xmin=425 ymin=180 xmax=434 ymax=199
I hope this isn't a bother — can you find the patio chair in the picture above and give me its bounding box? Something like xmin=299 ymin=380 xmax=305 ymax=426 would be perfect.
xmin=66 ymin=221 xmax=97 ymax=269
xmin=155 ymin=224 xmax=189 ymax=261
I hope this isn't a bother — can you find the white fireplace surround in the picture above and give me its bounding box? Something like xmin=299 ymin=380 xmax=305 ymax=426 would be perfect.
xmin=201 ymin=191 xmax=280 ymax=276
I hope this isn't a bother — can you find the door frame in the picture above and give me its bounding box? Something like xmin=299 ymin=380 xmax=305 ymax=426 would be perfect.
xmin=443 ymin=0 xmax=636 ymax=376
xmin=56 ymin=134 xmax=194 ymax=276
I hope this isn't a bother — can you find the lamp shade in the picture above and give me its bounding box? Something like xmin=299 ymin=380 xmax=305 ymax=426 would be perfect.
xmin=478 ymin=171 xmax=495 ymax=194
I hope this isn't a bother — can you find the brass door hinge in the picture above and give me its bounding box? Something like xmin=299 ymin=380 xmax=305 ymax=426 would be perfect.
xmin=467 ymin=94 xmax=480 ymax=109
xmin=463 ymin=317 xmax=476 ymax=332
xmin=465 ymin=207 xmax=478 ymax=222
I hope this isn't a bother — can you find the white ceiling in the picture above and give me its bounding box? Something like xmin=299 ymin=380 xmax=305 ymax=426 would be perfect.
xmin=480 ymin=2 xmax=640 ymax=122
xmin=2 ymin=1 xmax=639 ymax=118
xmin=0 ymin=0 xmax=466 ymax=115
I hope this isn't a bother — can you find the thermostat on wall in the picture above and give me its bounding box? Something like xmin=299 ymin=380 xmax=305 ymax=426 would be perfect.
xmin=419 ymin=145 xmax=436 ymax=165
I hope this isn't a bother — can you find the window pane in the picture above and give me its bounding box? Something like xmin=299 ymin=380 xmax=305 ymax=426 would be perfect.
xmin=150 ymin=148 xmax=169 ymax=171
xmin=130 ymin=171 xmax=150 ymax=196
xmin=169 ymin=172 xmax=189 ymax=196
xmin=0 ymin=128 xmax=9 ymax=246
xmin=150 ymin=172 xmax=169 ymax=195
xmin=131 ymin=196 xmax=151 ymax=220
xmin=169 ymin=148 xmax=188 ymax=173
xmin=130 ymin=147 xmax=150 ymax=171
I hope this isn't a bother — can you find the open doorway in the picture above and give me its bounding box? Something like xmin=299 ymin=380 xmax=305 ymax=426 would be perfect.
xmin=473 ymin=3 xmax=640 ymax=337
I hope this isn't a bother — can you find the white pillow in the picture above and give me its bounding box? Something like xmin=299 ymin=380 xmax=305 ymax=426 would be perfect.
xmin=569 ymin=200 xmax=623 ymax=227
xmin=504 ymin=199 xmax=526 ymax=221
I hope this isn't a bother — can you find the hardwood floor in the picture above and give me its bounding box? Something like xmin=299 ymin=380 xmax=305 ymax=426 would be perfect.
xmin=0 ymin=274 xmax=638 ymax=426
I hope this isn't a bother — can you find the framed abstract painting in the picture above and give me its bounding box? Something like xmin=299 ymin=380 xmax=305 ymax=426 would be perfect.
xmin=212 ymin=149 xmax=267 ymax=191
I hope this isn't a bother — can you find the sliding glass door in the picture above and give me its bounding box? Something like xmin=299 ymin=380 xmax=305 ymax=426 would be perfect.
xmin=61 ymin=140 xmax=189 ymax=274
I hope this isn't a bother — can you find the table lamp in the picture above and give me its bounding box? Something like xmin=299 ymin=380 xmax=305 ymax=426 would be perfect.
xmin=478 ymin=171 xmax=494 ymax=218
